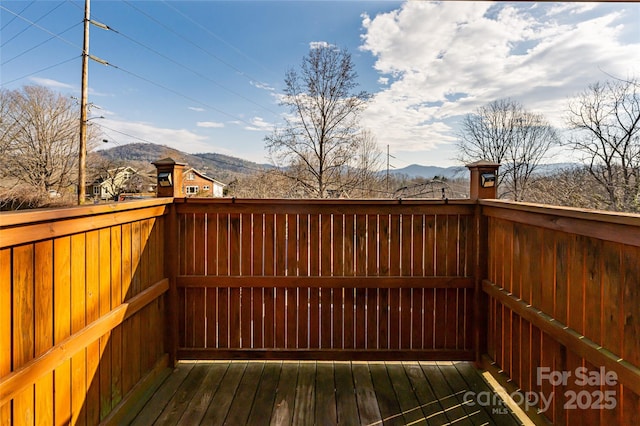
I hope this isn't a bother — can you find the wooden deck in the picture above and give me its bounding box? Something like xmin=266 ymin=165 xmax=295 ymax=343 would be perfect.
xmin=128 ymin=361 xmax=524 ymax=426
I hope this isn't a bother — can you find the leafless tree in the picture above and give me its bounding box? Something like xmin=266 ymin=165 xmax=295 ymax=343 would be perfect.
xmin=565 ymin=78 xmax=640 ymax=212
xmin=265 ymin=45 xmax=372 ymax=198
xmin=457 ymin=99 xmax=559 ymax=201
xmin=0 ymin=86 xmax=101 ymax=205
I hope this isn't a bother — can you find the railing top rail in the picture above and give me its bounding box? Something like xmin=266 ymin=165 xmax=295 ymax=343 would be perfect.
xmin=480 ymin=199 xmax=640 ymax=227
xmin=0 ymin=198 xmax=173 ymax=228
xmin=173 ymin=197 xmax=476 ymax=206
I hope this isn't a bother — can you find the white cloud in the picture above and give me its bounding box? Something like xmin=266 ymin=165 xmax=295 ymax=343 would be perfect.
xmin=245 ymin=116 xmax=274 ymax=132
xmin=197 ymin=121 xmax=225 ymax=128
xmin=188 ymin=106 xmax=205 ymax=112
xmin=29 ymin=77 xmax=74 ymax=91
xmin=251 ymin=81 xmax=275 ymax=91
xmin=359 ymin=2 xmax=640 ymax=157
xmin=309 ymin=41 xmax=334 ymax=50
xmin=98 ymin=118 xmax=221 ymax=154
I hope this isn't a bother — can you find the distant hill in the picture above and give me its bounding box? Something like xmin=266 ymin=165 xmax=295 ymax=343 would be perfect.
xmin=390 ymin=164 xmax=467 ymax=179
xmin=95 ymin=143 xmax=270 ymax=183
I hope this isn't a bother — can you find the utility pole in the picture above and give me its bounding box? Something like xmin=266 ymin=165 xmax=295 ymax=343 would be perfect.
xmin=78 ymin=0 xmax=90 ymax=205
xmin=386 ymin=144 xmax=395 ymax=193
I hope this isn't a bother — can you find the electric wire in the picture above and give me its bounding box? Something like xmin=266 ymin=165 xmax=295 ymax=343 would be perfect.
xmin=121 ymin=0 xmax=265 ymax=86
xmin=160 ymin=0 xmax=277 ymax=80
xmin=0 ymin=5 xmax=82 ymax=51
xmin=2 ymin=22 xmax=81 ymax=66
xmin=1 ymin=56 xmax=79 ymax=87
xmin=1 ymin=1 xmax=67 ymax=48
xmin=0 ymin=0 xmax=35 ymax=31
xmin=103 ymin=24 xmax=280 ymax=117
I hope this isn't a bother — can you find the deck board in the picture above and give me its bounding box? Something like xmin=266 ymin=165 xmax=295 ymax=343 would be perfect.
xmin=130 ymin=361 xmax=524 ymax=426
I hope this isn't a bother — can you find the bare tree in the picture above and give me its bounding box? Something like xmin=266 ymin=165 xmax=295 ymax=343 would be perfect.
xmin=265 ymin=45 xmax=372 ymax=198
xmin=0 ymin=86 xmax=100 ymax=205
xmin=565 ymin=78 xmax=640 ymax=212
xmin=457 ymin=99 xmax=559 ymax=201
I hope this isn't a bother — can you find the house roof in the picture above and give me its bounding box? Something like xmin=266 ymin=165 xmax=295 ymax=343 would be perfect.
xmin=183 ymin=168 xmax=226 ymax=187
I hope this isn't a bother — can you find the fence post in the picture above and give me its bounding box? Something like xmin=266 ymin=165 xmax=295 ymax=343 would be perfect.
xmin=152 ymin=157 xmax=186 ymax=198
xmin=152 ymin=158 xmax=183 ymax=365
xmin=466 ymin=161 xmax=499 ymax=365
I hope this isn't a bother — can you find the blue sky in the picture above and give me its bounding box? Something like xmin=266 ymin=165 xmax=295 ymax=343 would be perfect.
xmin=1 ymin=1 xmax=639 ymax=168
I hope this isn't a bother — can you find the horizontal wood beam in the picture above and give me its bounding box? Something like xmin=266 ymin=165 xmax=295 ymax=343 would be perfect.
xmin=177 ymin=348 xmax=475 ymax=362
xmin=0 ymin=205 xmax=168 ymax=248
xmin=481 ymin=202 xmax=640 ymax=247
xmin=0 ymin=278 xmax=169 ymax=406
xmin=175 ymin=200 xmax=475 ymax=216
xmin=177 ymin=275 xmax=474 ymax=289
xmin=482 ymin=279 xmax=640 ymax=396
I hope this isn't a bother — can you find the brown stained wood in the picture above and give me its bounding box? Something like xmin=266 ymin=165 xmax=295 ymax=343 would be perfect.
xmin=402 ymin=362 xmax=450 ymax=425
xmin=355 ymin=288 xmax=366 ymax=349
xmin=229 ymin=213 xmax=241 ymax=276
xmin=343 ymin=288 xmax=355 ymax=350
xmin=224 ymin=362 xmax=264 ymax=425
xmin=99 ymin=229 xmax=113 ymax=420
xmin=0 ymin=204 xmax=169 ymax=249
xmin=385 ymin=362 xmax=426 ymax=425
xmin=435 ymin=215 xmax=447 ymax=276
xmin=366 ymin=289 xmax=378 ymax=350
xmin=400 ymin=288 xmax=412 ymax=350
xmin=423 ymin=289 xmax=435 ymax=350
xmin=424 ymin=215 xmax=436 ymax=277
xmin=175 ymin=362 xmax=227 ymax=425
xmin=343 ymin=214 xmax=355 ymax=276
xmin=388 ymin=288 xmax=400 ymax=350
xmin=241 ymin=288 xmax=252 ymax=349
xmin=110 ymin=227 xmax=123 ymax=409
xmin=275 ymin=288 xmax=286 ymax=348
xmin=379 ymin=214 xmax=390 ymax=276
xmin=264 ymin=288 xmax=275 ymax=349
xmin=411 ymin=288 xmax=423 ymax=349
xmin=34 ymin=241 xmax=54 ymax=426
xmin=368 ymin=362 xmax=404 ymax=426
xmin=320 ymin=288 xmax=332 ymax=349
xmin=367 ymin=214 xmax=377 ymax=276
xmin=0 ymin=249 xmax=11 ymax=425
xmin=13 ymin=244 xmax=35 ymax=425
xmin=275 ymin=214 xmax=287 ymax=276
xmin=453 ymin=362 xmax=521 ymax=426
xmin=291 ymin=362 xmax=316 ymax=425
xmin=334 ymin=362 xmax=359 ymax=424
xmin=602 ymin=241 xmax=623 ymax=359
xmin=447 ymin=215 xmax=459 ymax=277
xmin=246 ymin=362 xmax=281 ymax=425
xmin=297 ymin=288 xmax=308 ymax=349
xmin=298 ymin=214 xmax=309 ymax=277
xmin=351 ymin=363 xmax=382 ymax=425
xmin=206 ymin=212 xmax=219 ymax=276
xmin=205 ymin=288 xmax=218 ymax=348
xmin=242 ymin=213 xmax=253 ymax=276
xmin=355 ymin=214 xmax=367 ymax=276
xmin=201 ymin=362 xmax=247 ymax=425
xmin=334 ymin=214 xmax=345 ymax=276
xmin=86 ymin=230 xmax=101 ymax=426
xmin=217 ymin=288 xmax=229 ymax=348
xmin=153 ymin=363 xmax=210 ymax=424
xmin=333 ymin=288 xmax=344 ymax=350
xmin=194 ymin=214 xmax=206 ymax=275
xmin=622 ymin=245 xmax=640 ymax=367
xmin=70 ymin=233 xmax=87 ymax=426
xmin=270 ymin=362 xmax=298 ymax=426
xmin=217 ymin=214 xmax=229 ymax=276
xmin=130 ymin=362 xmax=195 ymax=426
xmin=420 ymin=363 xmax=474 ymax=426
xmin=251 ymin=213 xmax=263 ymax=276
xmin=314 ymin=362 xmax=337 ymax=425
xmin=287 ymin=288 xmax=297 ymax=349
xmin=308 ymin=214 xmax=320 ymax=276
xmin=412 ymin=214 xmax=424 ymax=277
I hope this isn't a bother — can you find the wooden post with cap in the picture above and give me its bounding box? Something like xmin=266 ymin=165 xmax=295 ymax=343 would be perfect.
xmin=152 ymin=157 xmax=186 ymax=198
xmin=466 ymin=160 xmax=500 ymax=366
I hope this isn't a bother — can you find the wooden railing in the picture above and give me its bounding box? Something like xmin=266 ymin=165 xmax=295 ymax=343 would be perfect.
xmin=0 ymin=199 xmax=172 ymax=425
xmin=2 ymin=193 xmax=639 ymax=425
xmin=173 ymin=199 xmax=478 ymax=360
xmin=481 ymin=200 xmax=640 ymax=425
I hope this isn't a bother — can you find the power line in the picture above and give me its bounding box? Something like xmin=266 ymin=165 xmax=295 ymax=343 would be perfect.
xmin=102 ymin=23 xmax=280 ymax=117
xmin=1 ymin=1 xmax=68 ymax=48
xmin=122 ymin=0 xmax=265 ymax=86
xmin=1 ymin=56 xmax=78 ymax=87
xmin=161 ymin=0 xmax=277 ymax=80
xmin=0 ymin=5 xmax=82 ymax=51
xmin=0 ymin=0 xmax=35 ymax=31
xmin=2 ymin=22 xmax=81 ymax=66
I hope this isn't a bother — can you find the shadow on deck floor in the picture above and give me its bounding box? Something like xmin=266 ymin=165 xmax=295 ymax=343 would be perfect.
xmin=128 ymin=361 xmax=526 ymax=425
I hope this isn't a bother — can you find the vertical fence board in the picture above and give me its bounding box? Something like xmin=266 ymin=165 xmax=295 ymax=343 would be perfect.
xmin=98 ymin=229 xmax=112 ymax=420
xmin=13 ymin=244 xmax=35 ymax=425
xmin=85 ymin=231 xmax=101 ymax=426
xmin=109 ymin=226 xmax=122 ymax=410
xmin=0 ymin=249 xmax=11 ymax=425
xmin=35 ymin=241 xmax=53 ymax=426
xmin=70 ymin=234 xmax=87 ymax=426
